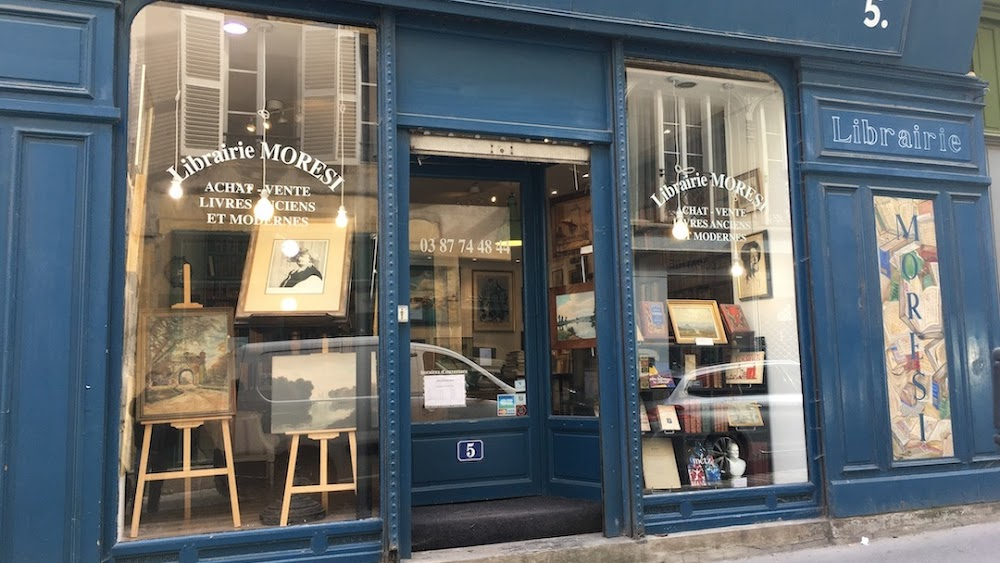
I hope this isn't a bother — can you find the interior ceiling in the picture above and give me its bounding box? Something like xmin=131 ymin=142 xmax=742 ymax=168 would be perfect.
xmin=410 ymin=160 xmax=591 ymax=205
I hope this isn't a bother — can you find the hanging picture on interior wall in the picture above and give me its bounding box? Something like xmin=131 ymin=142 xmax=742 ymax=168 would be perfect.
xmin=734 ymin=168 xmax=764 ymax=215
xmin=473 ymin=270 xmax=514 ymax=332
xmin=736 ymin=230 xmax=772 ymax=300
xmin=550 ymin=282 xmax=597 ymax=349
xmin=236 ymin=220 xmax=352 ymax=317
xmin=551 ymin=193 xmax=592 ymax=255
xmin=136 ymin=308 xmax=235 ymax=422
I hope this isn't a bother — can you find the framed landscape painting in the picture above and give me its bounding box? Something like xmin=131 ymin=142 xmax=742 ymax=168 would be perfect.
xmin=137 ymin=308 xmax=235 ymax=422
xmin=550 ymin=282 xmax=597 ymax=350
xmin=665 ymin=299 xmax=728 ymax=345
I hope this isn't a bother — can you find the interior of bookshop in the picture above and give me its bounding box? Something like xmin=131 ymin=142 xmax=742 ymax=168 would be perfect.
xmin=626 ymin=64 xmax=809 ymax=492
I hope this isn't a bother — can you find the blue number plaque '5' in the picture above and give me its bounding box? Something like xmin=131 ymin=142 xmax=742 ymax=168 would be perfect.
xmin=457 ymin=440 xmax=484 ymax=462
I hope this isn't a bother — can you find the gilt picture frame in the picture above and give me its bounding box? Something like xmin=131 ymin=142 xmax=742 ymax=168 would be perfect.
xmin=665 ymin=299 xmax=728 ymax=345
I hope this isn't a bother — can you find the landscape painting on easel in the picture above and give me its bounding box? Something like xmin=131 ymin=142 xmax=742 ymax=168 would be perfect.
xmin=137 ymin=308 xmax=235 ymax=421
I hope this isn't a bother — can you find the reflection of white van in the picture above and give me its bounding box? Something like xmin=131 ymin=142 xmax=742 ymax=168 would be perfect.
xmin=237 ymin=337 xmax=516 ymax=431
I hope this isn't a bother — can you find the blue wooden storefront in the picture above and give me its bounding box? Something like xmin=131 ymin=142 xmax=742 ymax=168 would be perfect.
xmin=0 ymin=0 xmax=996 ymax=561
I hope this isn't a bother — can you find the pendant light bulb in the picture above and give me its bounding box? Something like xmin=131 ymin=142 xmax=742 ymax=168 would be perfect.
xmin=672 ymin=210 xmax=690 ymax=240
xmin=254 ymin=192 xmax=274 ymax=221
xmin=335 ymin=204 xmax=349 ymax=228
xmin=730 ymin=259 xmax=745 ymax=278
xmin=168 ymin=178 xmax=184 ymax=200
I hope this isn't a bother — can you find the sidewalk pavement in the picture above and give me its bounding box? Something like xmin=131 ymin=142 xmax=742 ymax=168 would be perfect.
xmin=737 ymin=520 xmax=1000 ymax=563
xmin=409 ymin=500 xmax=1000 ymax=563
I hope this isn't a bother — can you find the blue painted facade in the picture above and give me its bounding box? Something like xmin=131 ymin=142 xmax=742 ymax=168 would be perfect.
xmin=0 ymin=1 xmax=996 ymax=562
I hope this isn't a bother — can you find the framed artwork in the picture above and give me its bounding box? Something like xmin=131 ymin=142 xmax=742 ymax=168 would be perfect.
xmin=409 ymin=265 xmax=438 ymax=325
xmin=236 ymin=220 xmax=352 ymax=317
xmin=137 ymin=308 xmax=235 ymax=422
xmin=473 ymin=270 xmax=514 ymax=331
xmin=550 ymin=268 xmax=564 ymax=287
xmin=727 ymin=402 xmax=764 ymax=428
xmin=550 ymin=193 xmax=592 ymax=255
xmin=269 ymin=350 xmax=375 ymax=433
xmin=726 ymin=351 xmax=766 ymax=384
xmin=665 ymin=299 xmax=728 ymax=345
xmin=736 ymin=230 xmax=772 ymax=300
xmin=718 ymin=303 xmax=752 ymax=336
xmin=550 ymin=282 xmax=597 ymax=349
xmin=734 ymin=168 xmax=764 ymax=214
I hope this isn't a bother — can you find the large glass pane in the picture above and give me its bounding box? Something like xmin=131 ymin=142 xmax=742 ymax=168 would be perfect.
xmin=547 ymin=165 xmax=599 ymax=416
xmin=122 ymin=2 xmax=379 ymax=539
xmin=408 ymin=177 xmax=523 ymax=421
xmin=627 ymin=64 xmax=808 ymax=491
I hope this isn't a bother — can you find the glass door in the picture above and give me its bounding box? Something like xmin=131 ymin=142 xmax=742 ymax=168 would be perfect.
xmin=408 ymin=167 xmax=538 ymax=506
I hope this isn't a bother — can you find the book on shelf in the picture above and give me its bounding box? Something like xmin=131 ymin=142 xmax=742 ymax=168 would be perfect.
xmin=718 ymin=303 xmax=752 ymax=336
xmin=638 ymin=301 xmax=670 ymax=339
xmin=641 ymin=436 xmax=681 ymax=490
xmin=655 ymin=404 xmax=681 ymax=431
xmin=639 ymin=400 xmax=651 ymax=432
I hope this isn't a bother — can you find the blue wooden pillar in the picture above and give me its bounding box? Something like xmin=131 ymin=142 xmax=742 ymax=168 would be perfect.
xmin=0 ymin=1 xmax=118 ymax=561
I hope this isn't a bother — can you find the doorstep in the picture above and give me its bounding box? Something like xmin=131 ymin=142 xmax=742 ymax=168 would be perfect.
xmin=408 ymin=500 xmax=1000 ymax=562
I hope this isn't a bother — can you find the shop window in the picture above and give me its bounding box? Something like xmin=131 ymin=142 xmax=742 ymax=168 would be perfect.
xmin=626 ymin=64 xmax=808 ymax=491
xmin=121 ymin=2 xmax=379 ymax=539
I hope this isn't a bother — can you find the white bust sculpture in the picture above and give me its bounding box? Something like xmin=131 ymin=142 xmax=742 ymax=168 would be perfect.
xmin=726 ymin=443 xmax=746 ymax=479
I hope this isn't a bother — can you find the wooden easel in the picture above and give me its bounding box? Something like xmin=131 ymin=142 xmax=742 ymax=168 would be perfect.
xmin=280 ymin=428 xmax=357 ymax=526
xmin=278 ymin=336 xmax=358 ymax=526
xmin=130 ymin=416 xmax=241 ymax=537
xmin=130 ymin=265 xmax=240 ymax=537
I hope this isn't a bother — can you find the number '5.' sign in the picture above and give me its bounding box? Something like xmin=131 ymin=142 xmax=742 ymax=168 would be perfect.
xmin=864 ymin=0 xmax=888 ymax=29
xmin=457 ymin=439 xmax=484 ymax=462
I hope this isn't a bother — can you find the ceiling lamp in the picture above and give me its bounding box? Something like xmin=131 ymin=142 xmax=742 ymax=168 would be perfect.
xmin=223 ymin=21 xmax=249 ymax=35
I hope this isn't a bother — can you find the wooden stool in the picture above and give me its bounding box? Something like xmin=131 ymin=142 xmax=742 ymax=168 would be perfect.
xmin=130 ymin=416 xmax=241 ymax=537
xmin=280 ymin=428 xmax=357 ymax=526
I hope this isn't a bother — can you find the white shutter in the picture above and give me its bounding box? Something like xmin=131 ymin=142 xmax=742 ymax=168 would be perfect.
xmin=300 ymin=26 xmax=360 ymax=165
xmin=337 ymin=30 xmax=361 ymax=165
xmin=180 ymin=9 xmax=224 ymax=155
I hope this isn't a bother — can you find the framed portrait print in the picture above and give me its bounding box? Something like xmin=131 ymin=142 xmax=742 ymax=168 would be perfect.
xmin=665 ymin=299 xmax=728 ymax=345
xmin=137 ymin=308 xmax=235 ymax=422
xmin=550 ymin=282 xmax=596 ymax=349
xmin=236 ymin=220 xmax=352 ymax=317
xmin=473 ymin=270 xmax=514 ymax=332
xmin=736 ymin=230 xmax=772 ymax=300
xmin=550 ymin=193 xmax=592 ymax=255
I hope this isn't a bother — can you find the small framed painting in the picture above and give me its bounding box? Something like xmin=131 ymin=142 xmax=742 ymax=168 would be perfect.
xmin=665 ymin=299 xmax=728 ymax=345
xmin=550 ymin=282 xmax=597 ymax=350
xmin=137 ymin=308 xmax=235 ymax=422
